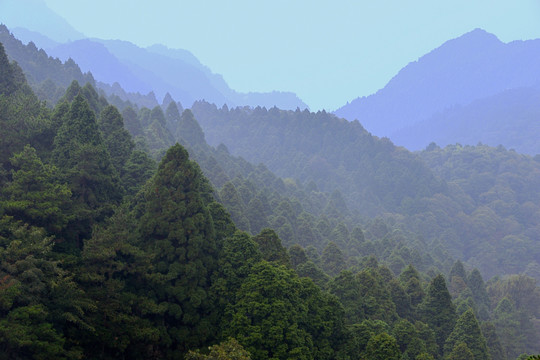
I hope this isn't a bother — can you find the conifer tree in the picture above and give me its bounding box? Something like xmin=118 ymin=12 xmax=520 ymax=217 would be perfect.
xmin=419 ymin=274 xmax=457 ymax=354
xmin=321 ymin=241 xmax=346 ymax=277
xmin=136 ymin=143 xmax=219 ymax=356
xmin=51 ymin=94 xmax=122 ymax=248
xmin=245 ymin=197 xmax=269 ymax=234
xmin=2 ymin=145 xmax=72 ymax=234
xmin=98 ymin=105 xmax=134 ymax=176
xmin=165 ymin=100 xmax=181 ymax=133
xmin=219 ymin=181 xmax=250 ymax=232
xmin=447 ymin=342 xmax=474 ymax=360
xmin=444 ymin=308 xmax=489 ymax=360
xmin=253 ymin=228 xmax=290 ymax=267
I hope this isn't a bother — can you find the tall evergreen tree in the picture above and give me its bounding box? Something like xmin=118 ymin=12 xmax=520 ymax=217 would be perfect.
xmin=51 ymin=94 xmax=122 ymax=249
xmin=444 ymin=308 xmax=489 ymax=360
xmin=136 ymin=143 xmax=218 ymax=357
xmin=1 ymin=145 xmax=72 ymax=234
xmin=253 ymin=228 xmax=290 ymax=267
xmin=98 ymin=105 xmax=134 ymax=176
xmin=419 ymin=274 xmax=457 ymax=354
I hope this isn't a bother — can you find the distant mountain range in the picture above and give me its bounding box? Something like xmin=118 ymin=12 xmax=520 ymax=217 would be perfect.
xmin=1 ymin=0 xmax=307 ymax=110
xmin=335 ymin=29 xmax=540 ymax=154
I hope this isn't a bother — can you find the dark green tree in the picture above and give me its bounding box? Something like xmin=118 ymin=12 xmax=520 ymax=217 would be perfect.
xmin=1 ymin=145 xmax=72 ymax=234
xmin=447 ymin=342 xmax=474 ymax=360
xmin=253 ymin=228 xmax=290 ymax=267
xmin=98 ymin=105 xmax=134 ymax=176
xmin=321 ymin=242 xmax=345 ymax=277
xmin=51 ymin=94 xmax=122 ymax=249
xmin=186 ymin=338 xmax=252 ymax=360
xmin=136 ymin=143 xmax=219 ymax=357
xmin=364 ymin=332 xmax=401 ymax=360
xmin=444 ymin=308 xmax=489 ymax=360
xmin=419 ymin=274 xmax=457 ymax=354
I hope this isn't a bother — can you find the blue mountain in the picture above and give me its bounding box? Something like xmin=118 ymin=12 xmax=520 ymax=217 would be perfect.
xmin=335 ymin=29 xmax=540 ymax=140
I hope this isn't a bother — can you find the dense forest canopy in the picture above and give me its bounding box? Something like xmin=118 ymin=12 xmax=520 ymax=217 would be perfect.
xmin=0 ymin=24 xmax=539 ymax=360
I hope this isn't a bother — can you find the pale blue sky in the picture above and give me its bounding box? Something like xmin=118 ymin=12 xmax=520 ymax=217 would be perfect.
xmin=33 ymin=1 xmax=540 ymax=109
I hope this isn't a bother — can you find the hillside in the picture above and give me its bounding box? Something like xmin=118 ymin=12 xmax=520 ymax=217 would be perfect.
xmin=1 ymin=26 xmax=540 ymax=359
xmin=392 ymin=87 xmax=540 ymax=154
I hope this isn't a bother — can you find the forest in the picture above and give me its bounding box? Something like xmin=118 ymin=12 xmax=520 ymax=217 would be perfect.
xmin=1 ymin=25 xmax=540 ymax=360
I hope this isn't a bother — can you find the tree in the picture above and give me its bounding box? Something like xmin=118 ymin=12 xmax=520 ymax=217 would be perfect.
xmin=245 ymin=197 xmax=269 ymax=234
xmin=186 ymin=338 xmax=251 ymax=360
xmin=321 ymin=242 xmax=345 ymax=277
xmin=219 ymin=182 xmax=250 ymax=232
xmin=447 ymin=342 xmax=474 ymax=360
xmin=98 ymin=105 xmax=134 ymax=176
xmin=253 ymin=228 xmax=290 ymax=267
xmin=400 ymin=265 xmax=425 ymax=307
xmin=2 ymin=145 xmax=72 ymax=234
xmin=419 ymin=274 xmax=457 ymax=354
xmin=444 ymin=308 xmax=489 ymax=360
xmin=481 ymin=322 xmax=507 ymax=360
xmin=136 ymin=143 xmax=219 ymax=356
xmin=0 ymin=217 xmax=90 ymax=359
xmin=364 ymin=332 xmax=401 ymax=360
xmin=176 ymin=109 xmax=206 ymax=148
xmin=51 ymin=95 xmax=122 ymax=249
xmin=223 ymin=261 xmax=314 ymax=360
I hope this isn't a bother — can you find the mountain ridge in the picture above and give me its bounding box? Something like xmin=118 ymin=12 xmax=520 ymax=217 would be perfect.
xmin=334 ymin=28 xmax=540 ymax=140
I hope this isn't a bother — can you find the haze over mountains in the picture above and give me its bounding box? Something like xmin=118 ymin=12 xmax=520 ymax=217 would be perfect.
xmin=4 ymin=0 xmax=540 ymax=156
xmin=2 ymin=3 xmax=540 ymax=358
xmin=2 ymin=0 xmax=307 ymax=110
xmin=335 ymin=29 xmax=540 ymax=154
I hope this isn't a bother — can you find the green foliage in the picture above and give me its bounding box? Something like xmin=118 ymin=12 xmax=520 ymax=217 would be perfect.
xmin=51 ymin=94 xmax=122 ymax=249
xmin=253 ymin=228 xmax=290 ymax=267
xmin=98 ymin=105 xmax=135 ymax=175
xmin=447 ymin=342 xmax=474 ymax=360
xmin=0 ymin=217 xmax=90 ymax=359
xmin=186 ymin=338 xmax=252 ymax=360
xmin=365 ymin=332 xmax=401 ymax=360
xmin=2 ymin=145 xmax=72 ymax=233
xmin=444 ymin=309 xmax=489 ymax=360
xmin=136 ymin=143 xmax=219 ymax=355
xmin=419 ymin=274 xmax=457 ymax=355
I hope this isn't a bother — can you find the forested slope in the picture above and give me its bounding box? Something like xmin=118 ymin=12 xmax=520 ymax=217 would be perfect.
xmin=1 ymin=33 xmax=539 ymax=359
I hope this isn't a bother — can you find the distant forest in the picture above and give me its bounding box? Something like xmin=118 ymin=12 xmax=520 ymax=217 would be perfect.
xmin=0 ymin=25 xmax=539 ymax=359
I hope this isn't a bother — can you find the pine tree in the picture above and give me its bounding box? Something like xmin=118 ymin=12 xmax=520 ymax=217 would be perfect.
xmin=2 ymin=145 xmax=72 ymax=234
xmin=253 ymin=228 xmax=290 ymax=267
xmin=219 ymin=181 xmax=250 ymax=232
xmin=176 ymin=109 xmax=206 ymax=148
xmin=136 ymin=143 xmax=219 ymax=356
xmin=419 ymin=274 xmax=457 ymax=354
xmin=51 ymin=94 xmax=122 ymax=249
xmin=447 ymin=342 xmax=474 ymax=360
xmin=165 ymin=100 xmax=181 ymax=133
xmin=444 ymin=308 xmax=489 ymax=360
xmin=98 ymin=105 xmax=134 ymax=176
xmin=364 ymin=332 xmax=401 ymax=360
xmin=321 ymin=241 xmax=345 ymax=277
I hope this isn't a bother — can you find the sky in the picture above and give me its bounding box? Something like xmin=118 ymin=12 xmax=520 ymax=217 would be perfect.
xmin=12 ymin=1 xmax=540 ymax=110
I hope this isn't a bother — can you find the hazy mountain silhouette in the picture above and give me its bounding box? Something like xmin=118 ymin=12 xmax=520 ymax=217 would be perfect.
xmin=0 ymin=0 xmax=84 ymax=43
xmin=392 ymin=86 xmax=540 ymax=155
xmin=1 ymin=0 xmax=307 ymax=110
xmin=45 ymin=39 xmax=154 ymax=95
xmin=335 ymin=29 xmax=540 ymax=139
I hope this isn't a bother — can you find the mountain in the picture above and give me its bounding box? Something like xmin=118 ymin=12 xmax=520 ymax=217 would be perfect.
xmin=45 ymin=39 xmax=154 ymax=95
xmin=392 ymin=86 xmax=540 ymax=154
xmin=334 ymin=29 xmax=540 ymax=138
xmin=0 ymin=0 xmax=84 ymax=43
xmin=45 ymin=37 xmax=308 ymax=109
